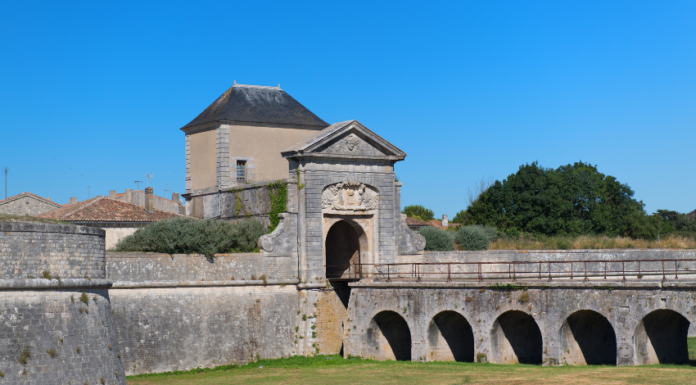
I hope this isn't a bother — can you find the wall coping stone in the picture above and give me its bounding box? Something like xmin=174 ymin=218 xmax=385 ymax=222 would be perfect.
xmin=0 ymin=221 xmax=105 ymax=236
xmin=0 ymin=278 xmax=112 ymax=290
xmin=106 ymin=252 xmax=263 ymax=258
xmin=425 ymin=249 xmax=696 ymax=254
xmin=111 ymin=279 xmax=299 ymax=289
xmin=348 ymin=279 xmax=677 ymax=289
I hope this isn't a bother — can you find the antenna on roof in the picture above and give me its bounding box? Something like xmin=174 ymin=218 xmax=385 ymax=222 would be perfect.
xmin=4 ymin=167 xmax=7 ymax=200
xmin=163 ymin=184 xmax=169 ymax=197
xmin=134 ymin=180 xmax=143 ymax=189
xmin=146 ymin=173 xmax=154 ymax=187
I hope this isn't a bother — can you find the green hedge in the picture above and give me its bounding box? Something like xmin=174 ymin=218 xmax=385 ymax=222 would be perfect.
xmin=418 ymin=227 xmax=455 ymax=251
xmin=116 ymin=218 xmax=266 ymax=257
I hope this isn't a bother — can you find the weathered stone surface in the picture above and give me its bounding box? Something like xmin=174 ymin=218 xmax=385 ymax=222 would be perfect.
xmin=106 ymin=252 xmax=298 ymax=283
xmin=0 ymin=222 xmax=105 ymax=280
xmin=110 ymin=285 xmax=300 ymax=375
xmin=344 ymin=281 xmax=696 ymax=366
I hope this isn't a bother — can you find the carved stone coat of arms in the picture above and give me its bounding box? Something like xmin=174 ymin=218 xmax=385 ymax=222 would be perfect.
xmin=322 ymin=182 xmax=378 ymax=211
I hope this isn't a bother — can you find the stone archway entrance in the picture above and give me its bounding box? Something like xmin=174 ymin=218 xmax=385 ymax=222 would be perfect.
xmin=325 ymin=220 xmax=364 ymax=281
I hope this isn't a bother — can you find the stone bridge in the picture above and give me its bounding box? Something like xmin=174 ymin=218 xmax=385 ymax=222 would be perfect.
xmin=342 ymin=258 xmax=696 ymax=366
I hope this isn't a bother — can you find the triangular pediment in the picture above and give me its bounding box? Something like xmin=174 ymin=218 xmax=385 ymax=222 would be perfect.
xmin=281 ymin=120 xmax=406 ymax=161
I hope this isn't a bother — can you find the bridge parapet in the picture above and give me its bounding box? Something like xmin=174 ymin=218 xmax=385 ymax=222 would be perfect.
xmin=350 ymin=249 xmax=696 ymax=283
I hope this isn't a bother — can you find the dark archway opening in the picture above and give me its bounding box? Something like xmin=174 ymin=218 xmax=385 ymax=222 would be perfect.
xmin=427 ymin=311 xmax=475 ymax=362
xmin=491 ymin=310 xmax=543 ymax=364
xmin=366 ymin=311 xmax=412 ymax=361
xmin=561 ymin=310 xmax=617 ymax=365
xmin=637 ymin=309 xmax=690 ymax=365
xmin=325 ymin=221 xmax=361 ymax=280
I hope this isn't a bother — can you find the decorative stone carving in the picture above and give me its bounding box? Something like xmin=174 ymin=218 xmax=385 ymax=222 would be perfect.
xmin=321 ymin=133 xmax=384 ymax=157
xmin=414 ymin=233 xmax=426 ymax=251
xmin=322 ymin=182 xmax=378 ymax=211
xmin=258 ymin=213 xmax=286 ymax=252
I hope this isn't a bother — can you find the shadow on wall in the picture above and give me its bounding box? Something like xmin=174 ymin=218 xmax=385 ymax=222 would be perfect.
xmin=636 ymin=309 xmax=690 ymax=365
xmin=491 ymin=310 xmax=543 ymax=364
xmin=366 ymin=311 xmax=412 ymax=361
xmin=427 ymin=311 xmax=475 ymax=362
xmin=560 ymin=310 xmax=617 ymax=365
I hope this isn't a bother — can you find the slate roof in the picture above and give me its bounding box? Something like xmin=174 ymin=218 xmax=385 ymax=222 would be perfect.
xmin=181 ymin=84 xmax=329 ymax=130
xmin=39 ymin=196 xmax=184 ymax=223
xmin=0 ymin=192 xmax=63 ymax=208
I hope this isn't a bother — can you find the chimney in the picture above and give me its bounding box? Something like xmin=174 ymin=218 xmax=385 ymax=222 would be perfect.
xmin=109 ymin=190 xmax=116 ymax=198
xmin=125 ymin=189 xmax=133 ymax=203
xmin=69 ymin=197 xmax=77 ymax=205
xmin=172 ymin=192 xmax=180 ymax=203
xmin=442 ymin=214 xmax=448 ymax=228
xmin=46 ymin=197 xmax=50 ymax=201
xmin=145 ymin=187 xmax=154 ymax=212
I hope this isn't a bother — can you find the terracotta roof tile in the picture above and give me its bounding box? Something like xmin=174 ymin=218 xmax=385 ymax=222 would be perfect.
xmin=405 ymin=217 xmax=431 ymax=227
xmin=39 ymin=196 xmax=184 ymax=223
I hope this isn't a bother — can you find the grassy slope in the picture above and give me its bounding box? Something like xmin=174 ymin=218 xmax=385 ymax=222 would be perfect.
xmin=128 ymin=340 xmax=696 ymax=385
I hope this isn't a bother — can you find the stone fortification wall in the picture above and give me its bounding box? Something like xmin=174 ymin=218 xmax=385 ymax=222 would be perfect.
xmin=0 ymin=222 xmax=105 ymax=279
xmin=106 ymin=252 xmax=298 ymax=284
xmin=105 ymin=251 xmax=302 ymax=375
xmin=0 ymin=222 xmax=125 ymax=384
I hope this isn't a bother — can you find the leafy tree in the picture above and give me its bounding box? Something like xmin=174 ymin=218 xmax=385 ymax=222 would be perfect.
xmin=403 ymin=205 xmax=434 ymax=221
xmin=462 ymin=161 xmax=646 ymax=237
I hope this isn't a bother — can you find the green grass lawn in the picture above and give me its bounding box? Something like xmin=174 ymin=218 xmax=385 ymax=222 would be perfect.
xmin=127 ymin=338 xmax=696 ymax=385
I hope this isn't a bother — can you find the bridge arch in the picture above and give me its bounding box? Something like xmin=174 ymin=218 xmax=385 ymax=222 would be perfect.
xmin=559 ymin=310 xmax=617 ymax=365
xmin=426 ymin=310 xmax=474 ymax=362
xmin=490 ymin=310 xmax=543 ymax=364
xmin=635 ymin=309 xmax=691 ymax=365
xmin=365 ymin=310 xmax=412 ymax=361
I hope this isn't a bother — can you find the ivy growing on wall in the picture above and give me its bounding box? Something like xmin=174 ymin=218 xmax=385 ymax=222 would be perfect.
xmin=268 ymin=180 xmax=287 ymax=232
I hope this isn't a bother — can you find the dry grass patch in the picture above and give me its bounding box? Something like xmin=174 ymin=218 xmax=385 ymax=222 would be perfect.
xmin=489 ymin=234 xmax=696 ymax=250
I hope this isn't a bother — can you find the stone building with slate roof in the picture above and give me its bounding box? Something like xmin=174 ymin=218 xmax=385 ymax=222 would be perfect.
xmin=0 ymin=191 xmax=63 ymax=216
xmin=182 ymin=83 xmax=329 ymax=218
xmin=39 ymin=195 xmax=184 ymax=249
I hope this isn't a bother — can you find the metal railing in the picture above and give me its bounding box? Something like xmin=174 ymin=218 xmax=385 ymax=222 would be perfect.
xmin=338 ymin=259 xmax=696 ymax=283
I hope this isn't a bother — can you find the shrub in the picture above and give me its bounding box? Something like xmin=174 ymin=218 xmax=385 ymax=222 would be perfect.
xmin=455 ymin=226 xmax=491 ymax=250
xmin=418 ymin=227 xmax=455 ymax=251
xmin=115 ymin=218 xmax=266 ymax=257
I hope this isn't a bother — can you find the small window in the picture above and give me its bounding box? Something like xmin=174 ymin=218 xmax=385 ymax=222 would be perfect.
xmin=236 ymin=160 xmax=246 ymax=181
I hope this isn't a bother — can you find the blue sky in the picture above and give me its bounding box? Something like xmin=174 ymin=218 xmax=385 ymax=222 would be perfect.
xmin=1 ymin=1 xmax=694 ymax=216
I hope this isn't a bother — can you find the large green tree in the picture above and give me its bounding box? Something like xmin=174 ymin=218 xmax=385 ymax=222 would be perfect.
xmin=457 ymin=162 xmax=646 ymax=236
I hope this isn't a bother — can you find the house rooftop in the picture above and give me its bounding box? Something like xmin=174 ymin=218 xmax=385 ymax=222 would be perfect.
xmin=39 ymin=196 xmax=184 ymax=223
xmin=181 ymin=83 xmax=329 ymax=130
xmin=0 ymin=192 xmax=62 ymax=208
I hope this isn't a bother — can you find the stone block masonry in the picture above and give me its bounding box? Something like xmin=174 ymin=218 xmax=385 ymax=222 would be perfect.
xmin=110 ymin=285 xmax=300 ymax=375
xmin=0 ymin=221 xmax=124 ymax=384
xmin=0 ymin=222 xmax=105 ymax=280
xmin=106 ymin=252 xmax=298 ymax=283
